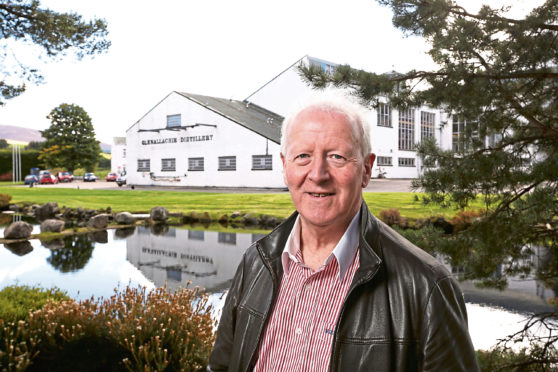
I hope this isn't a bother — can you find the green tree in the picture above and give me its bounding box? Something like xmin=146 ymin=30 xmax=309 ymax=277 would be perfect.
xmin=39 ymin=103 xmax=100 ymax=171
xmin=0 ymin=138 xmax=8 ymax=148
xmin=0 ymin=0 xmax=110 ymax=105
xmin=25 ymin=140 xmax=43 ymax=150
xmin=301 ymin=0 xmax=558 ymax=367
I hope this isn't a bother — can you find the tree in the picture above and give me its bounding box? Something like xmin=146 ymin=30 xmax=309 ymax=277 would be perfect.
xmin=301 ymin=1 xmax=558 ymax=366
xmin=0 ymin=138 xmax=8 ymax=148
xmin=25 ymin=140 xmax=43 ymax=150
xmin=39 ymin=103 xmax=100 ymax=171
xmin=0 ymin=0 xmax=110 ymax=105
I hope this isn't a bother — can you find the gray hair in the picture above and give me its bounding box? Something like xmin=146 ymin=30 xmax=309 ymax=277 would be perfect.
xmin=280 ymin=89 xmax=372 ymax=159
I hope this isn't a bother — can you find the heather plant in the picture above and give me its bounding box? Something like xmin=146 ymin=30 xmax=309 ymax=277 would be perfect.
xmin=0 ymin=285 xmax=68 ymax=323
xmin=379 ymin=208 xmax=405 ymax=227
xmin=0 ymin=192 xmax=11 ymax=209
xmin=0 ymin=285 xmax=215 ymax=371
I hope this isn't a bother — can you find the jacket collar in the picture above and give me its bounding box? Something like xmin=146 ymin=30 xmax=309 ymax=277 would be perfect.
xmin=256 ymin=201 xmax=383 ymax=285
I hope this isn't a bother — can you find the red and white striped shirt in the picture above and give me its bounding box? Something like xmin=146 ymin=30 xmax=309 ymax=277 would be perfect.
xmin=254 ymin=211 xmax=361 ymax=372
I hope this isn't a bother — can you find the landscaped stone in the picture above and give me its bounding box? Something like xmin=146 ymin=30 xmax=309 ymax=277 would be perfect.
xmin=40 ymin=219 xmax=65 ymax=233
xmin=150 ymin=206 xmax=169 ymax=222
xmin=4 ymin=221 xmax=33 ymax=239
xmin=8 ymin=204 xmax=20 ymax=212
xmin=218 ymin=214 xmax=229 ymax=223
xmin=86 ymin=214 xmax=109 ymax=229
xmin=115 ymin=212 xmax=135 ymax=225
xmin=230 ymin=211 xmax=242 ymax=219
xmin=34 ymin=202 xmax=59 ymax=220
xmin=243 ymin=213 xmax=259 ymax=225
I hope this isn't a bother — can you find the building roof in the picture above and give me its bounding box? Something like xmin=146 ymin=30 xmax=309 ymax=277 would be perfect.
xmin=176 ymin=92 xmax=284 ymax=144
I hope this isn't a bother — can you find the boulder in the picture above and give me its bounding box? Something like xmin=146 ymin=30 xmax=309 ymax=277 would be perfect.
xmin=34 ymin=202 xmax=59 ymax=220
xmin=8 ymin=204 xmax=20 ymax=212
xmin=115 ymin=212 xmax=135 ymax=225
xmin=86 ymin=214 xmax=109 ymax=229
xmin=4 ymin=221 xmax=33 ymax=239
xmin=150 ymin=206 xmax=169 ymax=222
xmin=40 ymin=219 xmax=65 ymax=233
xmin=242 ymin=213 xmax=260 ymax=225
xmin=230 ymin=211 xmax=242 ymax=219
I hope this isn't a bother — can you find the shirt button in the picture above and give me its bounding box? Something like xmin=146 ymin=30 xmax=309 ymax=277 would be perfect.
xmin=295 ymin=327 xmax=302 ymax=335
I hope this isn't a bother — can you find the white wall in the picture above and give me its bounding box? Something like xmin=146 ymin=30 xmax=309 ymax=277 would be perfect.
xmin=126 ymin=92 xmax=285 ymax=188
xmin=111 ymin=139 xmax=127 ymax=174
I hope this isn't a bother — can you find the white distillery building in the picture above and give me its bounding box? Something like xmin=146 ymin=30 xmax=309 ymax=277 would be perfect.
xmin=125 ymin=91 xmax=285 ymax=188
xmin=120 ymin=55 xmax=468 ymax=186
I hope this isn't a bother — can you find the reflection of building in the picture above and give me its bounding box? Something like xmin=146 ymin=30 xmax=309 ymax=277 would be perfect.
xmin=126 ymin=226 xmax=260 ymax=292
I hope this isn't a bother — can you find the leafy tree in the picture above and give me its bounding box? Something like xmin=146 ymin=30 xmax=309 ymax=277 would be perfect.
xmin=0 ymin=138 xmax=8 ymax=148
xmin=39 ymin=103 xmax=100 ymax=171
xmin=25 ymin=140 xmax=43 ymax=150
xmin=0 ymin=0 xmax=110 ymax=105
xmin=301 ymin=0 xmax=558 ymax=367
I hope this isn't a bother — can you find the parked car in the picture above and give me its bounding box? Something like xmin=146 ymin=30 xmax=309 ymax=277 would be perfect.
xmin=40 ymin=174 xmax=58 ymax=184
xmin=57 ymin=171 xmax=73 ymax=182
xmin=83 ymin=173 xmax=97 ymax=182
xmin=116 ymin=174 xmax=127 ymax=187
xmin=105 ymin=172 xmax=118 ymax=182
xmin=24 ymin=174 xmax=39 ymax=185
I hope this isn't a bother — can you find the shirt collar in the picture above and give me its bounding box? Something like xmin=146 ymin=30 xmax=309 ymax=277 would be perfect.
xmin=281 ymin=210 xmax=361 ymax=281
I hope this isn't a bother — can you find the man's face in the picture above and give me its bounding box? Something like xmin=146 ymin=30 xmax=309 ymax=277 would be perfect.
xmin=281 ymin=107 xmax=374 ymax=232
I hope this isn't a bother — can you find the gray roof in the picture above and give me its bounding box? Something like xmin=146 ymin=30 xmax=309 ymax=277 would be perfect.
xmin=176 ymin=92 xmax=283 ymax=144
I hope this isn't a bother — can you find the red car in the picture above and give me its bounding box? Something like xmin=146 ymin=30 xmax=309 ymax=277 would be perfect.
xmin=40 ymin=174 xmax=59 ymax=184
xmin=57 ymin=171 xmax=73 ymax=182
xmin=105 ymin=172 xmax=118 ymax=182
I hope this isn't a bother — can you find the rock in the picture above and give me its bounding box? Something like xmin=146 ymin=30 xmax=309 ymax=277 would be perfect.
xmin=8 ymin=204 xmax=20 ymax=212
xmin=40 ymin=219 xmax=65 ymax=233
xmin=115 ymin=212 xmax=135 ymax=225
xmin=243 ymin=213 xmax=259 ymax=225
xmin=86 ymin=214 xmax=109 ymax=229
xmin=266 ymin=216 xmax=280 ymax=227
xmin=34 ymin=202 xmax=59 ymax=220
xmin=230 ymin=211 xmax=242 ymax=219
xmin=62 ymin=208 xmax=74 ymax=219
xmin=218 ymin=214 xmax=229 ymax=223
xmin=4 ymin=221 xmax=33 ymax=239
xmin=150 ymin=206 xmax=169 ymax=222
xmin=198 ymin=212 xmax=211 ymax=223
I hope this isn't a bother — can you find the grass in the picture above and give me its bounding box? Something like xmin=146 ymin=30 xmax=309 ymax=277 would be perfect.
xmin=0 ymin=185 xmax=480 ymax=219
xmin=0 ymin=285 xmax=69 ymax=323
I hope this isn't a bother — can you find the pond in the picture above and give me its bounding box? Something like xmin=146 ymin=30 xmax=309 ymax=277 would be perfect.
xmin=0 ymin=213 xmax=556 ymax=352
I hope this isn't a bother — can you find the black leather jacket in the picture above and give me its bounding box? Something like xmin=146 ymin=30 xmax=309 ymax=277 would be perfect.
xmin=209 ymin=202 xmax=479 ymax=371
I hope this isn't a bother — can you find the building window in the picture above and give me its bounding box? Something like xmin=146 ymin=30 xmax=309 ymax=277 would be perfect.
xmin=188 ymin=157 xmax=204 ymax=171
xmin=161 ymin=158 xmax=176 ymax=172
xmin=218 ymin=156 xmax=236 ymax=171
xmin=421 ymin=111 xmax=435 ymax=141
xmin=452 ymin=116 xmax=479 ymax=152
xmin=398 ymin=108 xmax=415 ymax=151
xmin=188 ymin=230 xmax=204 ymax=241
xmin=377 ymin=103 xmax=392 ymax=127
xmin=137 ymin=159 xmax=150 ymax=172
xmin=122 ymin=148 xmax=126 ymax=158
xmin=167 ymin=114 xmax=181 ymax=128
xmin=218 ymin=232 xmax=236 ymax=245
xmin=398 ymin=157 xmax=415 ymax=167
xmin=377 ymin=156 xmax=392 ymax=166
xmin=166 ymin=267 xmax=181 ymax=282
xmin=252 ymin=155 xmax=272 ymax=170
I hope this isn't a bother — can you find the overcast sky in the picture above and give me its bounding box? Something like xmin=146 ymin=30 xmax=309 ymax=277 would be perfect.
xmin=0 ymin=0 xmax=542 ymax=144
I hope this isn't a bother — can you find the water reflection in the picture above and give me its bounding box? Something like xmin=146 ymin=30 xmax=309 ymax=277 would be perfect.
xmin=125 ymin=226 xmax=256 ymax=292
xmin=4 ymin=241 xmax=33 ymax=256
xmin=46 ymin=235 xmax=94 ymax=273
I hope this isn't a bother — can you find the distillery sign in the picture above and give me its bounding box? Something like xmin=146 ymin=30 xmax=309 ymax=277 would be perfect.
xmin=141 ymin=134 xmax=214 ymax=145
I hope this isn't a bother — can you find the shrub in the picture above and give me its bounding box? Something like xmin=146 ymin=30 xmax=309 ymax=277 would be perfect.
xmin=0 ymin=193 xmax=11 ymax=209
xmin=0 ymin=285 xmax=215 ymax=371
xmin=379 ymin=208 xmax=406 ymax=227
xmin=450 ymin=209 xmax=485 ymax=233
xmin=0 ymin=285 xmax=69 ymax=323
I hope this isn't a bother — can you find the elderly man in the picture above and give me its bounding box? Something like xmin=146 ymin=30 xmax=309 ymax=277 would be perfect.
xmin=209 ymin=93 xmax=479 ymax=371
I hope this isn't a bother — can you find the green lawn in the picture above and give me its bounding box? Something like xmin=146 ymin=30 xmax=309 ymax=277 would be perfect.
xmin=0 ymin=185 xmax=472 ymax=219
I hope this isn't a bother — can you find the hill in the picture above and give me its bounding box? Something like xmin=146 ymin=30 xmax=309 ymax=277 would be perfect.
xmin=0 ymin=124 xmax=111 ymax=153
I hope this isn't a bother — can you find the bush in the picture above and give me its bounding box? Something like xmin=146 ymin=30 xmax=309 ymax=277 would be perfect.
xmin=0 ymin=192 xmax=12 ymax=209
xmin=0 ymin=285 xmax=69 ymax=323
xmin=450 ymin=209 xmax=485 ymax=233
xmin=379 ymin=208 xmax=406 ymax=227
xmin=0 ymin=285 xmax=215 ymax=371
